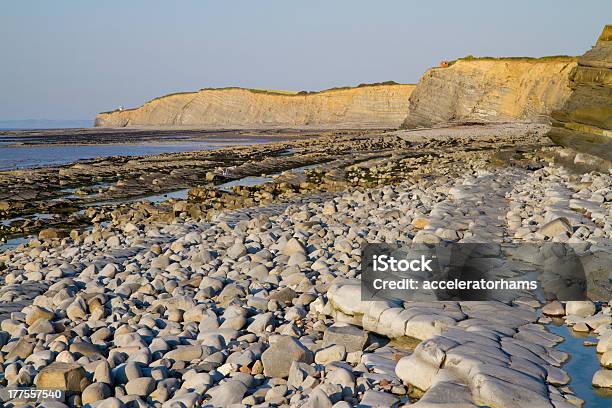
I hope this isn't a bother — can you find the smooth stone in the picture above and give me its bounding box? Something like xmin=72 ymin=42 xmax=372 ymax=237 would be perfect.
xmin=206 ymin=380 xmax=247 ymax=406
xmin=566 ymin=301 xmax=596 ymax=317
xmin=35 ymin=362 xmax=86 ymax=392
xmin=262 ymin=336 xmax=314 ymax=378
xmin=97 ymin=397 xmax=126 ymax=408
xmin=542 ymin=301 xmax=565 ymax=316
xmin=572 ymin=322 xmax=590 ymax=332
xmin=359 ymin=390 xmax=399 ymax=407
xmin=315 ymin=345 xmax=346 ymax=365
xmin=592 ymin=369 xmax=612 ymax=388
xmin=125 ymin=377 xmax=156 ymax=396
xmin=304 ymin=388 xmax=332 ymax=408
xmin=597 ymin=335 xmax=612 ymax=353
xmin=601 ymin=352 xmax=612 ymax=368
xmin=323 ymin=324 xmax=368 ymax=353
xmin=227 ymin=243 xmax=247 ymax=259
xmin=82 ymin=382 xmax=112 ymax=405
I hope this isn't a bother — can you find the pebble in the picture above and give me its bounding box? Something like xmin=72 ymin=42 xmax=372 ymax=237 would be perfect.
xmin=262 ymin=336 xmax=314 ymax=378
xmin=82 ymin=382 xmax=113 ymax=405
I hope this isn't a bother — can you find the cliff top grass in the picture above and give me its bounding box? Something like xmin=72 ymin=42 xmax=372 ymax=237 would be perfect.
xmin=98 ymin=81 xmax=413 ymax=114
xmin=446 ymin=54 xmax=576 ymax=67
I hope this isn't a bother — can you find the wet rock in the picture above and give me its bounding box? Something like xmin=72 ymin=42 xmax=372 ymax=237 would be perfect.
xmin=597 ymin=335 xmax=612 ymax=353
xmin=592 ymin=369 xmax=612 ymax=388
xmin=542 ymin=301 xmax=565 ymax=316
xmin=600 ymin=351 xmax=612 ymax=369
xmin=573 ymin=322 xmax=590 ymax=332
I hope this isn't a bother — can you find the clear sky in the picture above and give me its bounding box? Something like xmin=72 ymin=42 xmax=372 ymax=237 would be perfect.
xmin=1 ymin=1 xmax=609 ymax=122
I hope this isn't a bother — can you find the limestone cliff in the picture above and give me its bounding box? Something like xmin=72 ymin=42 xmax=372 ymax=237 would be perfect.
xmin=401 ymin=57 xmax=577 ymax=128
xmin=547 ymin=25 xmax=612 ymax=167
xmin=94 ymin=83 xmax=415 ymax=129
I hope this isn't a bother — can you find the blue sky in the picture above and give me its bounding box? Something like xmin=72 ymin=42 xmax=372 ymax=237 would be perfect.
xmin=1 ymin=1 xmax=609 ymax=121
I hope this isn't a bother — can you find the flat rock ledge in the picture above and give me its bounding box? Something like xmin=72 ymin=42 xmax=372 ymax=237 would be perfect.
xmin=327 ymin=280 xmax=574 ymax=408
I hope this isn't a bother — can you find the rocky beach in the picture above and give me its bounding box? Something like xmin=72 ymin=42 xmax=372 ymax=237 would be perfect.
xmin=0 ymin=119 xmax=611 ymax=407
xmin=0 ymin=10 xmax=610 ymax=408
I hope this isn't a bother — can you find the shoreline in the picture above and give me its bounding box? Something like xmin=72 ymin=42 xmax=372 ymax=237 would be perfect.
xmin=0 ymin=124 xmax=548 ymax=249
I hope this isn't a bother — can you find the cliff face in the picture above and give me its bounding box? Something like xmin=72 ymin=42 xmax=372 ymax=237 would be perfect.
xmin=94 ymin=84 xmax=415 ymax=128
xmin=400 ymin=57 xmax=577 ymax=128
xmin=547 ymin=25 xmax=612 ymax=167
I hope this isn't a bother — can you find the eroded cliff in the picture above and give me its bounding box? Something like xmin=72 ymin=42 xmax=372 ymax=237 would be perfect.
xmin=94 ymin=84 xmax=415 ymax=128
xmin=400 ymin=57 xmax=577 ymax=128
xmin=547 ymin=25 xmax=612 ymax=168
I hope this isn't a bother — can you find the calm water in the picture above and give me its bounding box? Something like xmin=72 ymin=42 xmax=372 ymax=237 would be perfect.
xmin=548 ymin=322 xmax=612 ymax=407
xmin=216 ymin=163 xmax=322 ymax=192
xmin=0 ymin=140 xmax=268 ymax=171
xmin=89 ymin=189 xmax=191 ymax=207
xmin=218 ymin=176 xmax=275 ymax=192
xmin=0 ymin=235 xmax=32 ymax=252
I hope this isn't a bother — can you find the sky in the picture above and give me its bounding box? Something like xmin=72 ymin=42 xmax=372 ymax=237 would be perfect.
xmin=1 ymin=1 xmax=610 ymax=123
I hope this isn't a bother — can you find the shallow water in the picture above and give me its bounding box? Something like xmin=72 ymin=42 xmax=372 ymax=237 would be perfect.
xmin=217 ymin=176 xmax=275 ymax=192
xmin=90 ymin=189 xmax=191 ymax=206
xmin=293 ymin=163 xmax=321 ymax=173
xmin=137 ymin=189 xmax=191 ymax=204
xmin=216 ymin=163 xmax=322 ymax=192
xmin=0 ymin=162 xmax=324 ymax=252
xmin=62 ymin=182 xmax=114 ymax=199
xmin=0 ymin=213 xmax=55 ymax=227
xmin=0 ymin=140 xmax=271 ymax=171
xmin=0 ymin=235 xmax=32 ymax=252
xmin=548 ymin=322 xmax=612 ymax=407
